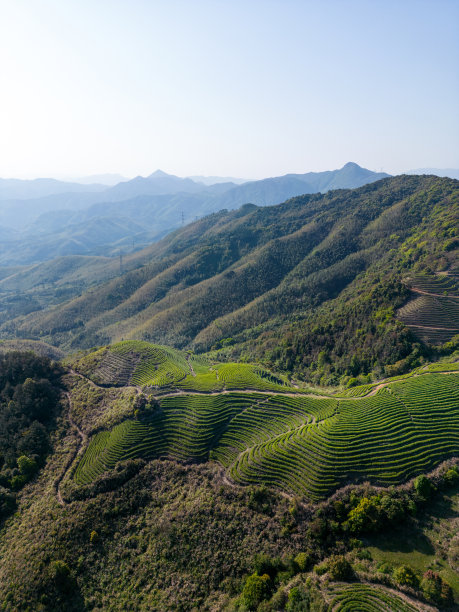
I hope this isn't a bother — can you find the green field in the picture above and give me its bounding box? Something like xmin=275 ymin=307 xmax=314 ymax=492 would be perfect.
xmin=71 ymin=345 xmax=459 ymax=501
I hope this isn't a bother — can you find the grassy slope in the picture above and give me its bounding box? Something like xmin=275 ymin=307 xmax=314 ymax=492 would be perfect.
xmin=0 ymin=455 xmax=308 ymax=611
xmin=365 ymin=489 xmax=459 ymax=602
xmin=1 ymin=420 xmax=456 ymax=611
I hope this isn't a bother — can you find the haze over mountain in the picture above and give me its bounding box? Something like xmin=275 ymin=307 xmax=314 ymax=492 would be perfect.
xmin=189 ymin=175 xmax=249 ymax=185
xmin=0 ymin=177 xmax=107 ymax=201
xmin=0 ymin=163 xmax=389 ymax=265
xmin=68 ymin=173 xmax=130 ymax=186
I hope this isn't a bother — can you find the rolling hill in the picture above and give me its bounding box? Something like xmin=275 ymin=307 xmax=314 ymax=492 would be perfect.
xmin=66 ymin=341 xmax=459 ymax=502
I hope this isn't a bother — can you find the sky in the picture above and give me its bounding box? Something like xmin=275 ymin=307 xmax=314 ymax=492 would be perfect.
xmin=0 ymin=0 xmax=458 ymax=180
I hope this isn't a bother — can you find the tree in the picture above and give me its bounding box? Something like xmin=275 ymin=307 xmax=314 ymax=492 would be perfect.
xmin=347 ymin=496 xmax=382 ymax=533
xmin=420 ymin=570 xmax=453 ymax=605
xmin=17 ymin=455 xmax=37 ymax=477
xmin=294 ymin=552 xmax=310 ymax=572
xmin=393 ymin=565 xmax=419 ymax=588
xmin=0 ymin=486 xmax=16 ymax=520
xmin=241 ymin=573 xmax=271 ymax=610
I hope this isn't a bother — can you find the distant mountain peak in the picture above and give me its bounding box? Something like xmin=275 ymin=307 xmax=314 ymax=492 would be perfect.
xmin=342 ymin=162 xmax=361 ymax=169
xmin=148 ymin=169 xmax=171 ymax=179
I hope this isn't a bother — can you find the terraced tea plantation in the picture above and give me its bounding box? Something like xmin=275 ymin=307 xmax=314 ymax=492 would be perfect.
xmin=326 ymin=583 xmax=423 ymax=611
xmin=70 ymin=341 xmax=459 ymax=500
xmin=398 ymin=272 xmax=459 ymax=344
xmin=75 ymin=340 xmax=294 ymax=392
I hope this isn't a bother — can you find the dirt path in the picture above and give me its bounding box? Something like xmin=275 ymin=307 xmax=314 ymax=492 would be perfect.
xmin=69 ymin=368 xmax=144 ymax=394
xmin=185 ymin=354 xmax=196 ymax=377
xmin=365 ymin=382 xmax=386 ymax=397
xmin=68 ymin=367 xmax=457 ymax=404
xmin=55 ymin=391 xmax=87 ymax=506
xmin=409 ymin=286 xmax=459 ymax=299
xmin=406 ymin=323 xmax=459 ymax=331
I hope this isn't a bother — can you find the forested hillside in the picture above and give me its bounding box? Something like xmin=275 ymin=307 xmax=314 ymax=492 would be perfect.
xmin=4 ymin=175 xmax=457 ymax=385
xmin=0 ymin=352 xmax=62 ymax=524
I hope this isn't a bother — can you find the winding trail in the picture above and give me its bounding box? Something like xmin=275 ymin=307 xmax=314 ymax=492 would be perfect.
xmin=185 ymin=354 xmax=196 ymax=377
xmin=407 ymin=323 xmax=459 ymax=332
xmin=409 ymin=286 xmax=459 ymax=299
xmin=55 ymin=391 xmax=87 ymax=506
xmin=68 ymin=367 xmax=458 ymax=402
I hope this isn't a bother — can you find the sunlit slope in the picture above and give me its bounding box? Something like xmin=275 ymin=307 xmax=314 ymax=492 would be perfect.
xmin=72 ymin=363 xmax=459 ymax=500
xmin=7 ymin=175 xmax=458 ymax=375
xmin=74 ymin=340 xmax=293 ymax=392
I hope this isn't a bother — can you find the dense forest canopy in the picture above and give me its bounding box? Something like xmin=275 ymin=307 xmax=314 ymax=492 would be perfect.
xmin=0 ymin=352 xmax=62 ymax=518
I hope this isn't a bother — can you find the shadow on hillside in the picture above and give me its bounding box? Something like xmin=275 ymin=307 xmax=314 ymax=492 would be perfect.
xmin=369 ymin=528 xmax=435 ymax=555
xmin=367 ymin=488 xmax=458 ymax=556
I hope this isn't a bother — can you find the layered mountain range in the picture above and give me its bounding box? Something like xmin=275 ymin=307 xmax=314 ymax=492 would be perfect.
xmin=0 ymin=163 xmax=388 ymax=265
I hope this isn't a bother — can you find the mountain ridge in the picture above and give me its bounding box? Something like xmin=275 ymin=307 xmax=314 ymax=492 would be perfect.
xmin=2 ymin=174 xmax=457 ymax=386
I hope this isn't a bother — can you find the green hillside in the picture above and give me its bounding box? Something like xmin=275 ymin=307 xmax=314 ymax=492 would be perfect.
xmin=2 ymin=175 xmax=457 ymax=387
xmin=0 ymin=342 xmax=456 ymax=610
xmin=397 ymin=272 xmax=459 ymax=344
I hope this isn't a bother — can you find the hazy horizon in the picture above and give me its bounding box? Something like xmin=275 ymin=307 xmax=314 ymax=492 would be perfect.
xmin=1 ymin=0 xmax=458 ymax=180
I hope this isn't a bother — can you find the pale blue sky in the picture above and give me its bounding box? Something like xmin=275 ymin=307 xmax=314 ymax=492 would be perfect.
xmin=0 ymin=0 xmax=458 ymax=179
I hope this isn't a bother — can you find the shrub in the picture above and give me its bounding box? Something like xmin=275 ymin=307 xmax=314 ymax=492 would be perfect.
xmin=9 ymin=474 xmax=27 ymax=490
xmin=90 ymin=530 xmax=99 ymax=544
xmin=414 ymin=475 xmax=434 ymax=500
xmin=48 ymin=560 xmax=76 ymax=593
xmin=252 ymin=554 xmax=281 ymax=579
xmin=392 ymin=565 xmax=419 ymax=588
xmin=308 ymin=517 xmax=328 ymax=540
xmin=379 ymin=494 xmax=404 ymax=523
xmin=294 ymin=552 xmax=310 ymax=572
xmin=17 ymin=455 xmax=38 ymax=477
xmin=376 ymin=561 xmax=392 ymax=574
xmin=444 ymin=467 xmax=459 ymax=487
xmin=248 ymin=485 xmax=271 ymax=513
xmin=420 ymin=570 xmax=454 ymax=605
xmin=327 ymin=555 xmax=353 ymax=580
xmin=0 ymin=486 xmax=16 ymax=519
xmin=286 ymin=586 xmax=311 ymax=611
xmin=313 ymin=562 xmax=328 ymax=576
xmin=346 ymin=496 xmax=381 ymax=533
